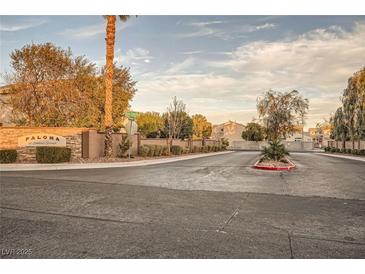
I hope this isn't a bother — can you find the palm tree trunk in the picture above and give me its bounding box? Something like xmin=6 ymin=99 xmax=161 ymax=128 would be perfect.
xmin=104 ymin=15 xmax=116 ymax=157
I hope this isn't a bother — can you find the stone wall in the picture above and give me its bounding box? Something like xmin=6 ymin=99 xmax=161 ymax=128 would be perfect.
xmin=0 ymin=127 xmax=88 ymax=162
xmin=327 ymin=140 xmax=365 ymax=150
xmin=230 ymin=140 xmax=314 ymax=151
xmin=139 ymin=138 xmax=221 ymax=152
xmin=0 ymin=127 xmax=224 ymax=162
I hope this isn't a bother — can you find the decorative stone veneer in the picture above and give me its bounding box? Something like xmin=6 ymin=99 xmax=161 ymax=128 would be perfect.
xmin=0 ymin=127 xmax=87 ymax=162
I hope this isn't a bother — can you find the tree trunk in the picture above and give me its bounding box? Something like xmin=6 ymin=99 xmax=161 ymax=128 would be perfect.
xmin=104 ymin=15 xmax=116 ymax=157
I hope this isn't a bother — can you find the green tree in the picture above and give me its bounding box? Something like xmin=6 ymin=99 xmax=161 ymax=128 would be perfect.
xmin=257 ymin=90 xmax=309 ymax=141
xmin=330 ymin=107 xmax=348 ymax=148
xmin=7 ymin=43 xmax=136 ymax=129
xmin=7 ymin=43 xmax=95 ymax=126
xmin=241 ymin=122 xmax=265 ymax=141
xmin=342 ymin=68 xmax=365 ymax=148
xmin=179 ymin=112 xmax=193 ymax=139
xmin=354 ymin=68 xmax=365 ymax=142
xmin=136 ymin=112 xmax=164 ymax=138
xmin=192 ymin=114 xmax=212 ymax=139
xmin=330 ymin=68 xmax=365 ymax=148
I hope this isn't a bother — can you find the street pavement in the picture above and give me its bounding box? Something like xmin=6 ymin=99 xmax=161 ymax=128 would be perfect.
xmin=1 ymin=152 xmax=364 ymax=258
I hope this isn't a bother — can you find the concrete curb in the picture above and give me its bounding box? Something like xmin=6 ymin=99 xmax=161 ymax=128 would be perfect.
xmin=253 ymin=158 xmax=296 ymax=171
xmin=315 ymin=153 xmax=365 ymax=162
xmin=0 ymin=151 xmax=234 ymax=172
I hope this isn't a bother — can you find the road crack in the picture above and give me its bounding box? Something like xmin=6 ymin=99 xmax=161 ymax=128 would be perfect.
xmin=216 ymin=207 xmax=240 ymax=233
xmin=216 ymin=193 xmax=249 ymax=233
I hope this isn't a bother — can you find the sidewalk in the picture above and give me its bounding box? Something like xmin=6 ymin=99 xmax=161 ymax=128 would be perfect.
xmin=0 ymin=151 xmax=234 ymax=171
xmin=316 ymin=152 xmax=365 ymax=162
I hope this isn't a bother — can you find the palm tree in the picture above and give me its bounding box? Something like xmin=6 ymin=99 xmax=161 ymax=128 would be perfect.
xmin=104 ymin=15 xmax=131 ymax=157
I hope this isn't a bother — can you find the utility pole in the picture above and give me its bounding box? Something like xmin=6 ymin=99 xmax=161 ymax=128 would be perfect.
xmin=301 ymin=115 xmax=305 ymax=150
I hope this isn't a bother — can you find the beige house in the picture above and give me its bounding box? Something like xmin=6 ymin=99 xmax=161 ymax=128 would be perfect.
xmin=285 ymin=131 xmax=313 ymax=142
xmin=308 ymin=126 xmax=332 ymax=148
xmin=211 ymin=121 xmax=246 ymax=143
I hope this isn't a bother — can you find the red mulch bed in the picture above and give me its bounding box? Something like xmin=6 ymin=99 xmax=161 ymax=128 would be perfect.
xmin=254 ymin=158 xmax=295 ymax=171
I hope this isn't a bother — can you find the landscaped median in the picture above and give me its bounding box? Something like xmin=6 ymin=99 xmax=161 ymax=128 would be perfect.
xmin=253 ymin=158 xmax=296 ymax=171
xmin=0 ymin=150 xmax=233 ymax=171
xmin=252 ymin=140 xmax=296 ymax=171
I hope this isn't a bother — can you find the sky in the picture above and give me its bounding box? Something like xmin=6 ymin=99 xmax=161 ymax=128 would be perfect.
xmin=1 ymin=15 xmax=365 ymax=129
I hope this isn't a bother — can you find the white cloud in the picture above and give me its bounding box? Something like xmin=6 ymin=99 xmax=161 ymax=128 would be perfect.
xmin=132 ymin=22 xmax=365 ymax=128
xmin=166 ymin=57 xmax=196 ymax=74
xmin=60 ymin=24 xmax=105 ymax=38
xmin=59 ymin=21 xmax=131 ymax=39
xmin=182 ymin=50 xmax=202 ymax=55
xmin=0 ymin=19 xmax=47 ymax=32
xmin=178 ymin=20 xmax=277 ymax=40
xmin=116 ymin=48 xmax=154 ymax=65
xmin=226 ymin=22 xmax=365 ymax=89
xmin=189 ymin=21 xmax=224 ymax=27
xmin=255 ymin=23 xmax=276 ymax=30
xmin=239 ymin=23 xmax=276 ymax=33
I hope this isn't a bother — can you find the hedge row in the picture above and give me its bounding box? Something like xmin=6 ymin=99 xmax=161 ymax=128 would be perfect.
xmin=139 ymin=145 xmax=170 ymax=157
xmin=138 ymin=144 xmax=225 ymax=157
xmin=36 ymin=147 xmax=71 ymax=163
xmin=324 ymin=147 xmax=365 ymax=155
xmin=1 ymin=147 xmax=72 ymax=164
xmin=0 ymin=149 xmax=17 ymax=163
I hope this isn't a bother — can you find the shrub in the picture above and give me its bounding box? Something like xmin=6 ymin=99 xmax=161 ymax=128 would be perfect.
xmin=171 ymin=145 xmax=183 ymax=155
xmin=202 ymin=146 xmax=209 ymax=153
xmin=360 ymin=149 xmax=365 ymax=155
xmin=192 ymin=146 xmax=200 ymax=153
xmin=0 ymin=149 xmax=17 ymax=163
xmin=148 ymin=145 xmax=156 ymax=157
xmin=340 ymin=148 xmax=345 ymax=153
xmin=139 ymin=145 xmax=149 ymax=157
xmin=324 ymin=147 xmax=331 ymax=152
xmin=221 ymin=139 xmax=229 ymax=150
xmin=161 ymin=145 xmax=169 ymax=156
xmin=207 ymin=145 xmax=212 ymax=152
xmin=261 ymin=140 xmax=289 ymax=162
xmin=346 ymin=148 xmax=352 ymax=154
xmin=330 ymin=147 xmax=335 ymax=153
xmin=118 ymin=135 xmax=131 ymax=157
xmin=154 ymin=145 xmax=162 ymax=156
xmin=36 ymin=147 xmax=71 ymax=163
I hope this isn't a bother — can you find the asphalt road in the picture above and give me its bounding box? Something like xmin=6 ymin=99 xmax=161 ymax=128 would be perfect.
xmin=1 ymin=152 xmax=364 ymax=258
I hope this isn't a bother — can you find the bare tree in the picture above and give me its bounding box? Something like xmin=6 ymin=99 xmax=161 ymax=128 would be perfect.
xmin=166 ymin=97 xmax=186 ymax=151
